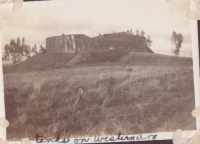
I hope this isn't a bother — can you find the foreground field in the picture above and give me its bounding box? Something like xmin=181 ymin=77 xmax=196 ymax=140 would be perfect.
xmin=4 ymin=64 xmax=195 ymax=140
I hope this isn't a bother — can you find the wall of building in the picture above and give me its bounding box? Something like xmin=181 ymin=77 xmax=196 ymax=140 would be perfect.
xmin=46 ymin=34 xmax=66 ymax=53
xmin=46 ymin=32 xmax=153 ymax=54
xmin=46 ymin=34 xmax=92 ymax=53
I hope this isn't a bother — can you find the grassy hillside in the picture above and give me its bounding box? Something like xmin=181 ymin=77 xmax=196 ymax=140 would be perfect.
xmin=3 ymin=53 xmax=75 ymax=73
xmin=4 ymin=52 xmax=192 ymax=73
xmin=4 ymin=64 xmax=195 ymax=140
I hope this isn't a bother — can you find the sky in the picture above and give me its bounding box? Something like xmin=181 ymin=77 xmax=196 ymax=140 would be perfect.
xmin=0 ymin=0 xmax=192 ymax=57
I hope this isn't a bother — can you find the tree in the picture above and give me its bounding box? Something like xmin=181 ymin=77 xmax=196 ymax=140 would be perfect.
xmin=31 ymin=44 xmax=38 ymax=55
xmin=22 ymin=37 xmax=26 ymax=56
xmin=140 ymin=30 xmax=145 ymax=37
xmin=10 ymin=39 xmax=16 ymax=53
xmin=146 ymin=35 xmax=152 ymax=48
xmin=39 ymin=45 xmax=46 ymax=54
xmin=171 ymin=31 xmax=184 ymax=55
xmin=3 ymin=44 xmax=10 ymax=60
xmin=22 ymin=38 xmax=31 ymax=57
xmin=16 ymin=37 xmax=21 ymax=53
xmin=9 ymin=39 xmax=19 ymax=64
xmin=3 ymin=37 xmax=32 ymax=64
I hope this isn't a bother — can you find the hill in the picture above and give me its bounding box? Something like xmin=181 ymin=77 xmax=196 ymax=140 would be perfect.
xmin=3 ymin=53 xmax=75 ymax=73
xmin=3 ymin=48 xmax=195 ymax=140
xmin=4 ymin=64 xmax=195 ymax=140
xmin=3 ymin=51 xmax=192 ymax=73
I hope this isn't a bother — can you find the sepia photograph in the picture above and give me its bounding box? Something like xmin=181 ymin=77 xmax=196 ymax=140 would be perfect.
xmin=0 ymin=0 xmax=196 ymax=140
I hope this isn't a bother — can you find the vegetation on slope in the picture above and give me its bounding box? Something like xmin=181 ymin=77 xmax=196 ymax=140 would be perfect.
xmin=4 ymin=51 xmax=192 ymax=73
xmin=4 ymin=65 xmax=195 ymax=140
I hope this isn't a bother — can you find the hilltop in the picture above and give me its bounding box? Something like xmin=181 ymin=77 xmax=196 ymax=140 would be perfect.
xmin=3 ymin=51 xmax=192 ymax=73
xmin=3 ymin=31 xmax=192 ymax=74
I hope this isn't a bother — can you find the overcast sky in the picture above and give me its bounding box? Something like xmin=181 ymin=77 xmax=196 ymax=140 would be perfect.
xmin=0 ymin=0 xmax=192 ymax=57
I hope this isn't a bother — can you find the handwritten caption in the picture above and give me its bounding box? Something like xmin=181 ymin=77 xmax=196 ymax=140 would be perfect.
xmin=35 ymin=133 xmax=158 ymax=144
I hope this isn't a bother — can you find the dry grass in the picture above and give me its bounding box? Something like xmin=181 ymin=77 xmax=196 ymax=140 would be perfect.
xmin=4 ymin=64 xmax=195 ymax=140
xmin=3 ymin=52 xmax=192 ymax=73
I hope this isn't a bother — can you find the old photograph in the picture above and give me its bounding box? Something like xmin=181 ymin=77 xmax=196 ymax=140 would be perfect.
xmin=0 ymin=0 xmax=196 ymax=140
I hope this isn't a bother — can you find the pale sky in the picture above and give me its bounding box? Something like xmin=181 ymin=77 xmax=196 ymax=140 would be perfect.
xmin=0 ymin=0 xmax=192 ymax=57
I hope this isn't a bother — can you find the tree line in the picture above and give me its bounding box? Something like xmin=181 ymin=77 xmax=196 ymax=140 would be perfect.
xmin=3 ymin=37 xmax=46 ymax=64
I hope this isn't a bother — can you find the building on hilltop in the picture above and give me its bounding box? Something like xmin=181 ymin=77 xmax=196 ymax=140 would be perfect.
xmin=46 ymin=34 xmax=92 ymax=53
xmin=46 ymin=32 xmax=153 ymax=54
xmin=92 ymin=32 xmax=153 ymax=53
